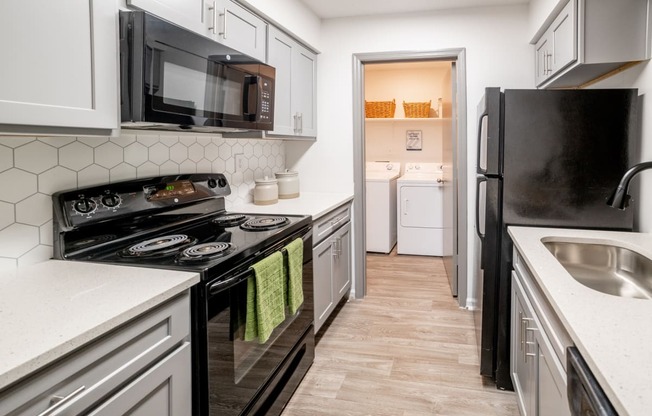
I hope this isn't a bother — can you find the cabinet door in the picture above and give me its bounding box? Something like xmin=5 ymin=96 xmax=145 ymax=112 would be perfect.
xmin=266 ymin=26 xmax=317 ymax=138
xmin=536 ymin=319 xmax=571 ymax=416
xmin=549 ymin=0 xmax=576 ymax=76
xmin=128 ymin=0 xmax=208 ymax=36
xmin=511 ymin=273 xmax=536 ymax=416
xmin=0 ymin=0 xmax=118 ymax=132
xmin=292 ymin=44 xmax=317 ymax=137
xmin=211 ymin=0 xmax=266 ymax=62
xmin=267 ymin=26 xmax=295 ymax=136
xmin=313 ymin=237 xmax=335 ymax=333
xmin=88 ymin=343 xmax=192 ymax=416
xmin=534 ymin=34 xmax=551 ymax=87
xmin=334 ymin=222 xmax=352 ymax=298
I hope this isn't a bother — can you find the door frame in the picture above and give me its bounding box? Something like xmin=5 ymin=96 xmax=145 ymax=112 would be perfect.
xmin=352 ymin=49 xmax=468 ymax=306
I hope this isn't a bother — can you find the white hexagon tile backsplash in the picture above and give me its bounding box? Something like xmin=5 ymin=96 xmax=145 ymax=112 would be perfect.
xmin=0 ymin=133 xmax=286 ymax=269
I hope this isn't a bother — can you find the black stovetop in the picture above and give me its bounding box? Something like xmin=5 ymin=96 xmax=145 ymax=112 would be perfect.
xmin=52 ymin=174 xmax=311 ymax=280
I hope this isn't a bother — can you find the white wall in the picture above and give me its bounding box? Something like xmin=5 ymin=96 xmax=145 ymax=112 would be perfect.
xmin=286 ymin=4 xmax=533 ymax=307
xmin=589 ymin=62 xmax=652 ymax=232
xmin=528 ymin=0 xmax=565 ymax=41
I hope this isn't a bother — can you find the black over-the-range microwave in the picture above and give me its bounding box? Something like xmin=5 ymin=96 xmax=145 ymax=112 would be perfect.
xmin=119 ymin=10 xmax=275 ymax=132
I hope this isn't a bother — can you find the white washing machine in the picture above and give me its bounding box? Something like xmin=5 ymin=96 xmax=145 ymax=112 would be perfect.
xmin=397 ymin=163 xmax=444 ymax=256
xmin=365 ymin=161 xmax=401 ymax=253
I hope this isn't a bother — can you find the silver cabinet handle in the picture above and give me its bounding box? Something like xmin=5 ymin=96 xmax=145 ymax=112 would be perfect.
xmin=330 ymin=216 xmax=342 ymax=227
xmin=518 ymin=311 xmax=524 ymax=351
xmin=293 ymin=113 xmax=299 ymax=133
xmin=38 ymin=385 xmax=86 ymax=416
xmin=437 ymin=178 xmax=443 ymax=184
xmin=546 ymin=52 xmax=552 ymax=74
xmin=522 ymin=318 xmax=537 ymax=362
xmin=219 ymin=7 xmax=227 ymax=38
xmin=298 ymin=112 xmax=303 ymax=133
xmin=208 ymin=2 xmax=218 ymax=34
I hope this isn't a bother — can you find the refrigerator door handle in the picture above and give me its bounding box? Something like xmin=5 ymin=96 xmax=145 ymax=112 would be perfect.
xmin=475 ymin=175 xmax=487 ymax=240
xmin=477 ymin=112 xmax=489 ymax=175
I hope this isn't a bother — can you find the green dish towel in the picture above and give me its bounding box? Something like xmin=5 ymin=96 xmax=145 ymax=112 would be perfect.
xmin=284 ymin=238 xmax=304 ymax=315
xmin=245 ymin=251 xmax=286 ymax=344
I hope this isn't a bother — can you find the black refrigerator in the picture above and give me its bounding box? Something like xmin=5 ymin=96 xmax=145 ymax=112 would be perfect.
xmin=474 ymin=88 xmax=637 ymax=390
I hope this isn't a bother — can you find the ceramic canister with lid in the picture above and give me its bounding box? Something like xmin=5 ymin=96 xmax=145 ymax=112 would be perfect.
xmin=275 ymin=170 xmax=300 ymax=199
xmin=253 ymin=176 xmax=278 ymax=205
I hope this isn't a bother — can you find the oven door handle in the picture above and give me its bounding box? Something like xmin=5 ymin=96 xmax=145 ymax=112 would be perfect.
xmin=209 ymin=268 xmax=253 ymax=295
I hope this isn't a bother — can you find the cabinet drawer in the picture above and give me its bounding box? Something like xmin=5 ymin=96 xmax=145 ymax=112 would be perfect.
xmin=313 ymin=203 xmax=351 ymax=246
xmin=0 ymin=292 xmax=190 ymax=416
xmin=88 ymin=343 xmax=191 ymax=416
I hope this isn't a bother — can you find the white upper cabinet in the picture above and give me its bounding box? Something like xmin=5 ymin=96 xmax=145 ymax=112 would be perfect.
xmin=128 ymin=0 xmax=207 ymax=35
xmin=129 ymin=0 xmax=267 ymax=62
xmin=0 ymin=0 xmax=119 ymax=134
xmin=534 ymin=0 xmax=650 ymax=88
xmin=267 ymin=26 xmax=317 ymax=138
xmin=208 ymin=0 xmax=267 ymax=62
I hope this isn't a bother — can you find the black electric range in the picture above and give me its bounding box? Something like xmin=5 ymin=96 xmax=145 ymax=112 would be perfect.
xmin=52 ymin=173 xmax=315 ymax=416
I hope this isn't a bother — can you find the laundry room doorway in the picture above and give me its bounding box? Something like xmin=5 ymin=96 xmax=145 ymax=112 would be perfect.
xmin=352 ymin=50 xmax=469 ymax=307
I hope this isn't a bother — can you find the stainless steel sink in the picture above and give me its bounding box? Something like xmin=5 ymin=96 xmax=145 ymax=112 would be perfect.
xmin=543 ymin=240 xmax=652 ymax=299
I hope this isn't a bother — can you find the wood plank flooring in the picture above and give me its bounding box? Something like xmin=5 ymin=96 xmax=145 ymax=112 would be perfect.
xmin=281 ymin=249 xmax=519 ymax=415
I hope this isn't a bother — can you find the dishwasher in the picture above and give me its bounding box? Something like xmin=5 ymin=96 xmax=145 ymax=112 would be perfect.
xmin=567 ymin=347 xmax=617 ymax=416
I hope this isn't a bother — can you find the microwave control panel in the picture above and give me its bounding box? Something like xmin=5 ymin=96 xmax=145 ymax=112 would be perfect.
xmin=259 ymin=79 xmax=273 ymax=121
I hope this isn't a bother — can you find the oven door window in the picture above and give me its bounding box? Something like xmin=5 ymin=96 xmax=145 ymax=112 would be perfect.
xmin=206 ymin=275 xmax=309 ymax=416
xmin=145 ymin=42 xmax=251 ymax=125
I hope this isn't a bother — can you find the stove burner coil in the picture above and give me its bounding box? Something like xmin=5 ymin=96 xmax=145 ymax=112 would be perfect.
xmin=213 ymin=214 xmax=249 ymax=228
xmin=240 ymin=216 xmax=290 ymax=231
xmin=121 ymin=234 xmax=197 ymax=257
xmin=178 ymin=242 xmax=235 ymax=262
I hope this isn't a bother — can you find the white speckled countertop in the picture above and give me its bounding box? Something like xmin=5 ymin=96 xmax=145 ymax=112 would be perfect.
xmin=232 ymin=191 xmax=354 ymax=220
xmin=508 ymin=227 xmax=652 ymax=416
xmin=0 ymin=260 xmax=199 ymax=391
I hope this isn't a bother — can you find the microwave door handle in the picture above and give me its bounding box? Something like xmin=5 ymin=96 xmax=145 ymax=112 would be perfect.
xmin=243 ymin=75 xmax=259 ymax=119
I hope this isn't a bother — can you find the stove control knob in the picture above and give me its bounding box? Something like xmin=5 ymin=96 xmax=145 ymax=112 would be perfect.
xmin=101 ymin=194 xmax=121 ymax=208
xmin=73 ymin=198 xmax=96 ymax=214
xmin=207 ymin=178 xmax=218 ymax=188
xmin=218 ymin=177 xmax=227 ymax=188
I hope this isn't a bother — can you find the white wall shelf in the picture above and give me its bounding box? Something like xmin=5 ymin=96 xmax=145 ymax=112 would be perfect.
xmin=365 ymin=117 xmax=450 ymax=122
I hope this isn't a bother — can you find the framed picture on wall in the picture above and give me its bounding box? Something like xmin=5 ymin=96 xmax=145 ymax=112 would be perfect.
xmin=406 ymin=130 xmax=422 ymax=151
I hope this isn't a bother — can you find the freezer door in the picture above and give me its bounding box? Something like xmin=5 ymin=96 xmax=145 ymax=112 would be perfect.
xmin=476 ymin=87 xmax=503 ymax=176
xmin=502 ymin=89 xmax=636 ymax=230
xmin=475 ymin=175 xmax=503 ymax=378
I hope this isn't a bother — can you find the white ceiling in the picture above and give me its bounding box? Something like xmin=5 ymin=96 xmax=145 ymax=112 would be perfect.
xmin=298 ymin=0 xmax=529 ymax=19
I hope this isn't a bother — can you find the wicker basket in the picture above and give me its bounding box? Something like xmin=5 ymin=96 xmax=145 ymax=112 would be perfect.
xmin=403 ymin=100 xmax=432 ymax=118
xmin=365 ymin=99 xmax=396 ymax=118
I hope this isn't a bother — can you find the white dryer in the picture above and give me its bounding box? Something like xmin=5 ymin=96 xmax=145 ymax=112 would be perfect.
xmin=397 ymin=163 xmax=444 ymax=256
xmin=365 ymin=161 xmax=401 ymax=253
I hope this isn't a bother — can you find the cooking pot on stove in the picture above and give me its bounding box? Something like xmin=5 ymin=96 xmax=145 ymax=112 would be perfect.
xmin=254 ymin=176 xmax=278 ymax=205
xmin=275 ymin=170 xmax=300 ymax=199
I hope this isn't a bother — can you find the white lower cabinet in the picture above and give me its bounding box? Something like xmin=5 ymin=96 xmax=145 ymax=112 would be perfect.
xmin=313 ymin=203 xmax=352 ymax=333
xmin=0 ymin=292 xmax=192 ymax=416
xmin=511 ymin=252 xmax=572 ymax=416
